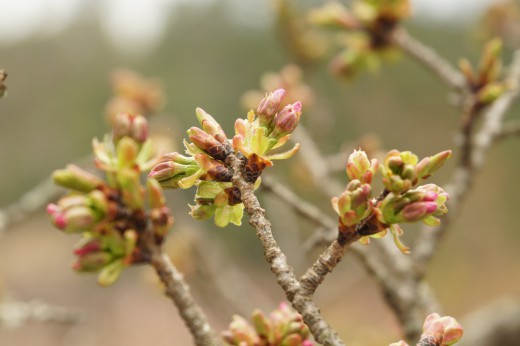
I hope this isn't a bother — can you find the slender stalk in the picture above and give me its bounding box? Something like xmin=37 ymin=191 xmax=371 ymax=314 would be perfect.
xmin=229 ymin=154 xmax=346 ymax=346
xmin=392 ymin=29 xmax=466 ymax=90
xmin=147 ymin=243 xmax=221 ymax=346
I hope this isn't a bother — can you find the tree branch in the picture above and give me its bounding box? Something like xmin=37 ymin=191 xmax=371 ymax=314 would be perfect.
xmin=392 ymin=29 xmax=466 ymax=90
xmin=412 ymin=50 xmax=520 ymax=277
xmin=229 ymin=154 xmax=346 ymax=346
xmin=147 ymin=243 xmax=221 ymax=346
xmin=0 ymin=297 xmax=84 ymax=328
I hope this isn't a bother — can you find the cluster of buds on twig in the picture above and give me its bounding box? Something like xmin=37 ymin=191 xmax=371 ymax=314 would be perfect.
xmin=459 ymin=38 xmax=508 ymax=108
xmin=273 ymin=0 xmax=328 ymax=66
xmin=310 ymin=0 xmax=410 ymax=77
xmin=149 ymin=89 xmax=302 ymax=227
xmin=105 ymin=69 xmax=165 ymax=123
xmin=47 ymin=113 xmax=173 ymax=286
xmin=390 ymin=313 xmax=463 ymax=346
xmin=481 ymin=0 xmax=520 ymax=49
xmin=222 ymin=302 xmax=313 ymax=346
xmin=332 ymin=148 xmax=451 ymax=253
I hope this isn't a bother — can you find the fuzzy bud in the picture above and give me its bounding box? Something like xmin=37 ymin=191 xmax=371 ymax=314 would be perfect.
xmin=271 ymin=101 xmax=303 ymax=138
xmin=53 ymin=164 xmax=104 ymax=193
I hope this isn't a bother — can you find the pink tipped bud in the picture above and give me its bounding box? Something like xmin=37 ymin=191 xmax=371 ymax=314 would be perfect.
xmin=416 ymin=150 xmax=452 ymax=180
xmin=188 ymin=127 xmax=222 ymax=152
xmin=73 ymin=238 xmax=102 ymax=257
xmin=257 ymin=89 xmax=286 ymax=126
xmin=402 ymin=202 xmax=438 ymax=222
xmin=271 ymin=101 xmax=302 ymax=138
xmin=439 ymin=316 xmax=463 ymax=345
xmin=113 ymin=113 xmax=148 ymax=143
xmin=131 ymin=114 xmax=148 ymax=142
xmin=195 ymin=107 xmax=227 ymax=142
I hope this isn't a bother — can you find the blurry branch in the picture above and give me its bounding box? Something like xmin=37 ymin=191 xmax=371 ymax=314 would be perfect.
xmin=0 ymin=155 xmax=94 ymax=238
xmin=459 ymin=297 xmax=520 ymax=346
xmin=147 ymin=242 xmax=221 ymax=346
xmin=392 ymin=29 xmax=466 ymax=90
xmin=292 ymin=126 xmax=344 ymax=196
xmin=0 ymin=178 xmax=63 ymax=237
xmin=228 ymin=154 xmax=346 ymax=346
xmin=412 ymin=50 xmax=520 ymax=277
xmin=261 ymin=176 xmax=337 ymax=230
xmin=494 ymin=119 xmax=520 ymax=142
xmin=0 ymin=297 xmax=84 ymax=328
xmin=264 ymin=126 xmax=439 ymax=341
xmin=194 ymin=230 xmax=274 ymax=318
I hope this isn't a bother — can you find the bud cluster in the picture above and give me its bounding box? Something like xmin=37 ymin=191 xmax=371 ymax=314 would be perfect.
xmin=47 ymin=113 xmax=173 ymax=286
xmin=332 ymin=148 xmax=451 ymax=253
xmin=310 ymin=0 xmax=411 ymax=77
xmin=150 ymin=89 xmax=303 ymax=227
xmin=105 ymin=69 xmax=165 ymax=123
xmin=390 ymin=313 xmax=463 ymax=346
xmin=459 ymin=38 xmax=507 ymax=106
xmin=222 ymin=302 xmax=313 ymax=346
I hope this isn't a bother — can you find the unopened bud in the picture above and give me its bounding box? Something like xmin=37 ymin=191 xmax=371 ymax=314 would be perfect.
xmin=271 ymin=101 xmax=302 ymax=138
xmin=196 ymin=107 xmax=227 ymax=143
xmin=347 ymin=149 xmax=378 ymax=183
xmin=416 ymin=150 xmax=452 ymax=180
xmin=147 ymin=178 xmax=166 ymax=209
xmin=53 ymin=164 xmax=104 ymax=193
xmin=117 ymin=168 xmax=144 ymax=210
xmin=188 ymin=127 xmax=231 ymax=161
xmin=116 ymin=136 xmax=139 ymax=168
xmin=97 ymin=259 xmax=125 ymax=287
xmin=73 ymin=252 xmax=113 ymax=272
xmin=113 ymin=113 xmax=149 ymax=143
xmin=477 ymin=82 xmax=505 ymax=104
xmin=257 ymin=89 xmax=286 ymax=126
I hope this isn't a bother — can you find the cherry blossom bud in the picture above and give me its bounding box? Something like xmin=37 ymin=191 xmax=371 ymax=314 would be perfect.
xmin=416 ymin=150 xmax=452 ymax=180
xmin=195 ymin=107 xmax=227 ymax=143
xmin=347 ymin=149 xmax=378 ymax=184
xmin=271 ymin=101 xmax=302 ymax=138
xmin=113 ymin=112 xmax=148 ymax=143
xmin=257 ymin=88 xmax=286 ymax=126
xmin=53 ymin=164 xmax=104 ymax=193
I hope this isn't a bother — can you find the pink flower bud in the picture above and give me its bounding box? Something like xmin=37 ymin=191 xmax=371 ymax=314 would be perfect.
xmin=271 ymin=101 xmax=302 ymax=138
xmin=416 ymin=150 xmax=452 ymax=180
xmin=113 ymin=113 xmax=148 ymax=143
xmin=257 ymin=88 xmax=286 ymax=126
xmin=195 ymin=107 xmax=227 ymax=143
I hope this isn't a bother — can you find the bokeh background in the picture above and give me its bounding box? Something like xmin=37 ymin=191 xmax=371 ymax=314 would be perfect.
xmin=1 ymin=0 xmax=519 ymax=345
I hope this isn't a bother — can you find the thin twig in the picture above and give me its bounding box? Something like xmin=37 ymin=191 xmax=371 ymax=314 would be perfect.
xmin=292 ymin=126 xmax=344 ymax=197
xmin=0 ymin=297 xmax=84 ymax=328
xmin=494 ymin=119 xmax=520 ymax=142
xmin=261 ymin=176 xmax=337 ymax=230
xmin=147 ymin=242 xmax=221 ymax=346
xmin=412 ymin=50 xmax=520 ymax=277
xmin=229 ymin=154 xmax=346 ymax=346
xmin=0 ymin=155 xmax=93 ymax=237
xmin=392 ymin=29 xmax=466 ymax=90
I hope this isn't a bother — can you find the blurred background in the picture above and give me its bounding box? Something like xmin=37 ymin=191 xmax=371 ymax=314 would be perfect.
xmin=1 ymin=0 xmax=519 ymax=345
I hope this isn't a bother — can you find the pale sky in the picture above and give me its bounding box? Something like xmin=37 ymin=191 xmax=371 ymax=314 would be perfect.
xmin=0 ymin=0 xmax=497 ymax=52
